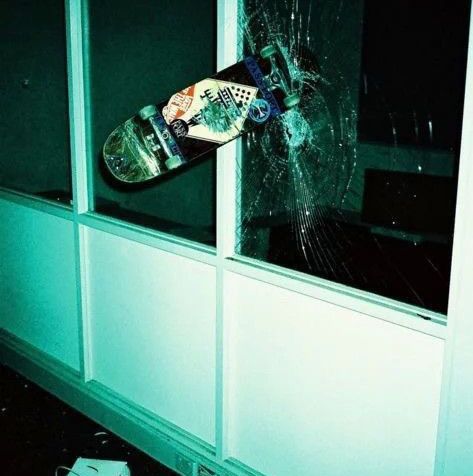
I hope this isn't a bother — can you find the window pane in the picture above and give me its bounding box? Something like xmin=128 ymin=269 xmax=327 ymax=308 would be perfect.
xmin=0 ymin=0 xmax=71 ymax=204
xmin=238 ymin=0 xmax=470 ymax=313
xmin=87 ymin=0 xmax=216 ymax=246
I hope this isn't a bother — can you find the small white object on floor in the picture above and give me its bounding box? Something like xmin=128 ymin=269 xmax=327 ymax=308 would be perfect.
xmin=65 ymin=458 xmax=130 ymax=476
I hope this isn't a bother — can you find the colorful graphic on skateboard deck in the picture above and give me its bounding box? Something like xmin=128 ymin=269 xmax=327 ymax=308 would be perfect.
xmin=103 ymin=45 xmax=300 ymax=183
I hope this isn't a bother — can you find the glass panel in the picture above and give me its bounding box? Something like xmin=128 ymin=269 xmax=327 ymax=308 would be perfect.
xmin=0 ymin=0 xmax=71 ymax=204
xmin=237 ymin=0 xmax=470 ymax=314
xmin=86 ymin=0 xmax=216 ymax=246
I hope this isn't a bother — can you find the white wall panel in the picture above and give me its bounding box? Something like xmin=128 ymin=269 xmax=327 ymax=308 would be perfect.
xmin=86 ymin=228 xmax=216 ymax=445
xmin=434 ymin=6 xmax=473 ymax=475
xmin=225 ymin=272 xmax=444 ymax=476
xmin=0 ymin=199 xmax=80 ymax=370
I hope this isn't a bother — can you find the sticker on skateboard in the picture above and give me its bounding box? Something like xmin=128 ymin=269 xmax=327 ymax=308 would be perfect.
xmin=103 ymin=44 xmax=300 ymax=183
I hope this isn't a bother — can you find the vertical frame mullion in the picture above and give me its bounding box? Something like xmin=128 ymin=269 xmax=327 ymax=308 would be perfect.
xmin=65 ymin=0 xmax=93 ymax=381
xmin=215 ymin=0 xmax=240 ymax=462
xmin=66 ymin=0 xmax=89 ymax=215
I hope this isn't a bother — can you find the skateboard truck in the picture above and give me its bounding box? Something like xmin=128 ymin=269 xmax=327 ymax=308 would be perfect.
xmin=138 ymin=104 xmax=186 ymax=170
xmin=260 ymin=45 xmax=300 ymax=109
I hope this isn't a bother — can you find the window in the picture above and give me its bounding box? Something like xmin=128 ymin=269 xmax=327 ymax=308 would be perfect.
xmin=0 ymin=0 xmax=71 ymax=204
xmin=85 ymin=0 xmax=217 ymax=246
xmin=237 ymin=0 xmax=470 ymax=313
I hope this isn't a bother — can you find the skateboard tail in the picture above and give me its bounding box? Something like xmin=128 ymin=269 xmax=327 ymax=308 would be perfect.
xmin=103 ymin=119 xmax=163 ymax=183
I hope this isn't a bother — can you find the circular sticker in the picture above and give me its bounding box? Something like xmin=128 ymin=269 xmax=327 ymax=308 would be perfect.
xmin=248 ymin=98 xmax=271 ymax=123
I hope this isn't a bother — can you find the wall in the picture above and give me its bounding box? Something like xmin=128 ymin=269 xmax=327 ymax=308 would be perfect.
xmin=224 ymin=273 xmax=443 ymax=476
xmin=434 ymin=6 xmax=473 ymax=473
xmin=84 ymin=228 xmax=216 ymax=444
xmin=0 ymin=199 xmax=80 ymax=370
xmin=1 ymin=1 xmax=470 ymax=475
xmin=0 ymin=202 xmax=445 ymax=475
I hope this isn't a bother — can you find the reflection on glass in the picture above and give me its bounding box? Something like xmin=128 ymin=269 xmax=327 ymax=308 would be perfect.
xmin=238 ymin=0 xmax=470 ymax=313
xmin=87 ymin=0 xmax=216 ymax=246
xmin=0 ymin=0 xmax=71 ymax=204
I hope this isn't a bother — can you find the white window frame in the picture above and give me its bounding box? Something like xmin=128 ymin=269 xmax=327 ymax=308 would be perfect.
xmin=2 ymin=0 xmax=472 ymax=470
xmin=215 ymin=0 xmax=448 ymax=336
xmin=2 ymin=0 xmax=458 ymax=349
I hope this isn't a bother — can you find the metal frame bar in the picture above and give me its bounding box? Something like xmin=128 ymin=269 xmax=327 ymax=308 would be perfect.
xmin=215 ymin=0 xmax=241 ymax=461
xmin=65 ymin=0 xmax=91 ymax=380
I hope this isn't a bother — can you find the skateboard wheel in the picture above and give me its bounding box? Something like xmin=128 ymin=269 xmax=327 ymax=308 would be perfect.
xmin=165 ymin=156 xmax=184 ymax=170
xmin=138 ymin=104 xmax=158 ymax=121
xmin=260 ymin=45 xmax=277 ymax=59
xmin=283 ymin=93 xmax=301 ymax=109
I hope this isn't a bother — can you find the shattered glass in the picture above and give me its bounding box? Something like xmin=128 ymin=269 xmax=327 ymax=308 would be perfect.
xmin=236 ymin=0 xmax=470 ymax=314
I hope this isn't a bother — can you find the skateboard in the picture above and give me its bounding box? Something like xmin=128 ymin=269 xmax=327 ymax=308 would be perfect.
xmin=103 ymin=45 xmax=300 ymax=183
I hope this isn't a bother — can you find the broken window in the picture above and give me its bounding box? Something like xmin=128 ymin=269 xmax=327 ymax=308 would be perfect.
xmin=236 ymin=0 xmax=470 ymax=314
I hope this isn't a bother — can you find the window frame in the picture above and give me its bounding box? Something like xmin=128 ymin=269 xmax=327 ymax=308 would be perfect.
xmin=0 ymin=0 xmax=456 ymax=336
xmin=5 ymin=0 xmax=473 ymax=466
xmin=216 ymin=0 xmax=451 ymax=332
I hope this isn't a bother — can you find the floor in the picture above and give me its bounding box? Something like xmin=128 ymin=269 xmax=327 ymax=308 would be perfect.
xmin=0 ymin=364 xmax=177 ymax=476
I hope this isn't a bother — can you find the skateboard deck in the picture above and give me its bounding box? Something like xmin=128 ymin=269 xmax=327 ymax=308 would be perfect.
xmin=103 ymin=45 xmax=300 ymax=183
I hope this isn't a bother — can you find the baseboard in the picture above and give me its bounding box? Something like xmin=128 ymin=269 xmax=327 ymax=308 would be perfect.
xmin=0 ymin=329 xmax=262 ymax=476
